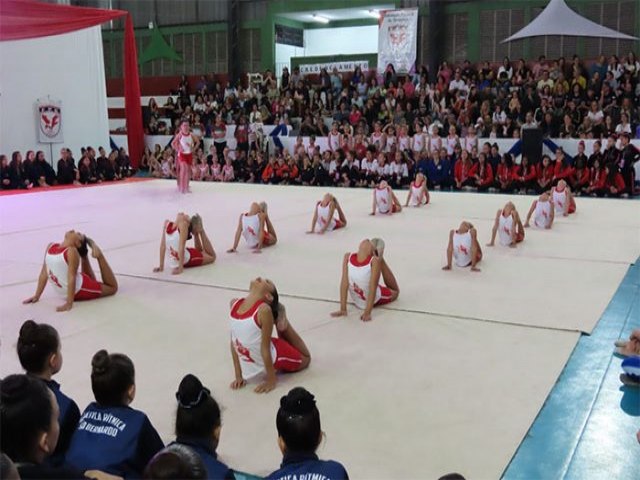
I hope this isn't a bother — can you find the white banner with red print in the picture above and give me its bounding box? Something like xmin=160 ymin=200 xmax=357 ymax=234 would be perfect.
xmin=377 ymin=8 xmax=418 ymax=74
xmin=36 ymin=98 xmax=64 ymax=143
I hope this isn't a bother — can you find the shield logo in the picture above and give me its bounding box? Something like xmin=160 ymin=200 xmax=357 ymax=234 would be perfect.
xmin=39 ymin=105 xmax=61 ymax=138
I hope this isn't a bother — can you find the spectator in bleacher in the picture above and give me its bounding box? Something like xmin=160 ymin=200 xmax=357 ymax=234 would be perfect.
xmin=211 ymin=115 xmax=227 ymax=160
xmin=140 ymin=147 xmax=152 ymax=172
xmin=9 ymin=151 xmax=32 ymax=189
xmin=604 ymin=163 xmax=627 ymax=196
xmin=117 ymin=147 xmax=133 ymax=177
xmin=22 ymin=150 xmax=37 ymax=185
xmin=495 ymin=153 xmax=514 ymax=193
xmin=79 ymin=155 xmax=98 ymax=184
xmin=603 ymin=135 xmax=620 ymax=166
xmin=623 ymin=51 xmax=639 ymax=76
xmin=619 ymin=133 xmax=639 ymax=193
xmin=469 ymin=152 xmax=493 ymax=192
xmin=0 ymin=154 xmax=11 ymax=189
xmin=164 ymin=96 xmax=178 ymax=124
xmin=616 ymin=112 xmax=633 ymax=135
xmin=571 ymin=152 xmax=591 ymax=195
xmin=497 ymin=57 xmax=513 ymax=90
xmin=601 ymin=115 xmax=616 ymax=138
xmin=35 ymin=151 xmax=56 ymax=186
xmin=453 ymin=149 xmax=473 ymax=190
xmin=608 ymin=55 xmax=625 ymax=81
xmin=536 ymin=155 xmax=554 ymax=193
xmin=234 ymin=115 xmax=249 ymax=154
xmin=383 ymin=64 xmax=397 ymax=89
xmin=57 ymin=148 xmax=78 ymax=185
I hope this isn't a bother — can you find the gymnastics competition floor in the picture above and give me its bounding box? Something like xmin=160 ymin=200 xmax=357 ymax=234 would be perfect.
xmin=0 ymin=180 xmax=638 ymax=478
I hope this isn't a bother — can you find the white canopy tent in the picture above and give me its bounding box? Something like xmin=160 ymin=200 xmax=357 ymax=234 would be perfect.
xmin=502 ymin=0 xmax=638 ymax=43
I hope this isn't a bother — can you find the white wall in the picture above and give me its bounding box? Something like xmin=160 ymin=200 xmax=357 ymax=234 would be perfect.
xmin=275 ymin=42 xmax=305 ymax=78
xmin=275 ymin=25 xmax=378 ymax=74
xmin=303 ymin=25 xmax=378 ymax=57
xmin=0 ymin=26 xmax=110 ymax=165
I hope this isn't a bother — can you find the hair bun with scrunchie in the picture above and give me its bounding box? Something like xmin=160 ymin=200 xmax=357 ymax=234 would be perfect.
xmin=176 ymin=374 xmax=210 ymax=409
xmin=280 ymin=387 xmax=316 ymax=415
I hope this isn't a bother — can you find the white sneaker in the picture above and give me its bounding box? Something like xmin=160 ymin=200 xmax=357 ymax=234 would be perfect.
xmin=370 ymin=238 xmax=385 ymax=258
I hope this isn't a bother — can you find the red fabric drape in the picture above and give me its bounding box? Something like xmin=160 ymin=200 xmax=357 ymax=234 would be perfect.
xmin=122 ymin=15 xmax=143 ymax=170
xmin=0 ymin=0 xmax=143 ymax=167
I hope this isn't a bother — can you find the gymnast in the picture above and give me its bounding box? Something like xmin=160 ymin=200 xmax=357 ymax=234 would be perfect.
xmin=228 ymin=202 xmax=277 ymax=253
xmin=331 ymin=238 xmax=399 ymax=321
xmin=23 ymin=231 xmax=117 ymax=311
xmin=442 ymin=222 xmax=482 ymax=272
xmin=153 ymin=213 xmax=216 ymax=275
xmin=487 ymin=201 xmax=525 ymax=248
xmin=307 ymin=193 xmax=347 ymax=234
xmin=229 ymin=277 xmax=310 ymax=394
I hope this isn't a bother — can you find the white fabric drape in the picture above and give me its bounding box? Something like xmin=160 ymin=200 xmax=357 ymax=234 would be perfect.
xmin=0 ymin=26 xmax=109 ymax=164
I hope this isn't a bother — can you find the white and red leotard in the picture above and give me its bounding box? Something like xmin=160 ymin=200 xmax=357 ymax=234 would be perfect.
xmin=229 ymin=299 xmax=302 ymax=379
xmin=347 ymin=254 xmax=393 ymax=310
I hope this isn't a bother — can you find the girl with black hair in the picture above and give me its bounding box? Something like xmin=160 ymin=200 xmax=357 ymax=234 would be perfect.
xmin=17 ymin=320 xmax=80 ymax=466
xmin=9 ymin=151 xmax=33 ymax=189
xmin=0 ymin=374 xmax=112 ymax=479
xmin=266 ymin=387 xmax=348 ymax=480
xmin=23 ymin=231 xmax=118 ymax=312
xmin=143 ymin=444 xmax=206 ymax=480
xmin=65 ymin=350 xmax=164 ymax=478
xmin=153 ymin=213 xmax=216 ymax=275
xmin=170 ymin=374 xmax=234 ymax=479
xmin=229 ymin=278 xmax=311 ymax=394
xmin=604 ymin=164 xmax=627 ymax=197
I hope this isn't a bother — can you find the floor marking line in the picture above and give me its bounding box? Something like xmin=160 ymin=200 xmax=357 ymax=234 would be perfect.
xmin=117 ymin=272 xmax=582 ymax=334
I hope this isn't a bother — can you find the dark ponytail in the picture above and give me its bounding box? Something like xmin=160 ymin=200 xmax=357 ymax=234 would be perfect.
xmin=17 ymin=320 xmax=60 ymax=374
xmin=91 ymin=349 xmax=135 ymax=406
xmin=270 ymin=287 xmax=280 ymax=321
xmin=175 ymin=374 xmax=221 ymax=442
xmin=77 ymin=236 xmax=89 ymax=258
xmin=276 ymin=387 xmax=321 ymax=454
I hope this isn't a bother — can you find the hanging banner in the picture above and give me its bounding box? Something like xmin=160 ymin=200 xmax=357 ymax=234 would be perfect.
xmin=377 ymin=8 xmax=418 ymax=74
xmin=298 ymin=60 xmax=370 ymax=76
xmin=36 ymin=98 xmax=64 ymax=143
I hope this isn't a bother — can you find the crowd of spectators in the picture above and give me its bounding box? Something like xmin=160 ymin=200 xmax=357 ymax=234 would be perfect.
xmin=145 ymin=52 xmax=639 ymax=141
xmin=139 ymin=51 xmax=639 ymax=196
xmin=0 ymin=147 xmax=134 ymax=190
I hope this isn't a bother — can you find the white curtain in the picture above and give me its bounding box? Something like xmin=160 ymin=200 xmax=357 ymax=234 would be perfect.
xmin=0 ymin=26 xmax=109 ymax=167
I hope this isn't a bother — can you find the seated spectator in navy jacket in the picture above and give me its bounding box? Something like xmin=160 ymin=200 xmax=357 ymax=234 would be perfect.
xmin=17 ymin=320 xmax=80 ymax=467
xmin=65 ymin=349 xmax=164 ymax=478
xmin=0 ymin=374 xmax=101 ymax=480
xmin=266 ymin=387 xmax=348 ymax=480
xmin=426 ymin=149 xmax=452 ymax=190
xmin=170 ymin=374 xmax=234 ymax=480
xmin=415 ymin=152 xmax=429 ymax=176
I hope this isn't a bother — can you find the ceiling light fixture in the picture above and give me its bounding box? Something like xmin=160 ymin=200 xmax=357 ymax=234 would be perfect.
xmin=311 ymin=14 xmax=330 ymax=24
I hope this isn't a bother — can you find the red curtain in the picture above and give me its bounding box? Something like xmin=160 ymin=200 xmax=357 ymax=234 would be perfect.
xmin=0 ymin=0 xmax=143 ymax=167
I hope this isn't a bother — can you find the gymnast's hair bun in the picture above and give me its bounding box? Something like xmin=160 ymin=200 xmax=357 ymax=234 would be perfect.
xmin=176 ymin=374 xmax=210 ymax=409
xmin=0 ymin=375 xmax=31 ymax=404
xmin=280 ymin=387 xmax=316 ymax=415
xmin=91 ymin=349 xmax=111 ymax=375
xmin=18 ymin=319 xmax=38 ymax=342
